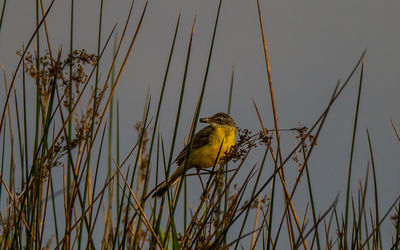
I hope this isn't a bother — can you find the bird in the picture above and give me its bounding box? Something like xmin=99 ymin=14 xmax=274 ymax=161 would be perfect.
xmin=151 ymin=112 xmax=236 ymax=198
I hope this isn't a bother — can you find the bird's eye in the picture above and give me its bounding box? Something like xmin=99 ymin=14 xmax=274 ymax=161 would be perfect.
xmin=216 ymin=118 xmax=222 ymax=122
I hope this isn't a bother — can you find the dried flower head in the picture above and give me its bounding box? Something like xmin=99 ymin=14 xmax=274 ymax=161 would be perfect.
xmin=220 ymin=127 xmax=272 ymax=166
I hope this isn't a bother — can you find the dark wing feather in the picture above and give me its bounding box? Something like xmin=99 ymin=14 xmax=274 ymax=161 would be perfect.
xmin=174 ymin=125 xmax=214 ymax=166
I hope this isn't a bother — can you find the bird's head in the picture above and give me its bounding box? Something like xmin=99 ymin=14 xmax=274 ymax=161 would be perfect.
xmin=200 ymin=112 xmax=236 ymax=128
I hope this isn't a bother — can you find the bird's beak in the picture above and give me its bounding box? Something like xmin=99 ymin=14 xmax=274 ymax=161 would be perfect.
xmin=199 ymin=117 xmax=211 ymax=123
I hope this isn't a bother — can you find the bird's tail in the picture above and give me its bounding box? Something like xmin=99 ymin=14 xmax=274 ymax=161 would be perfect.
xmin=151 ymin=167 xmax=184 ymax=198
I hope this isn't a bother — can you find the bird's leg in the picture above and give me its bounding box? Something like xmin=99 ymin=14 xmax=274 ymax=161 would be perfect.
xmin=196 ymin=168 xmax=205 ymax=192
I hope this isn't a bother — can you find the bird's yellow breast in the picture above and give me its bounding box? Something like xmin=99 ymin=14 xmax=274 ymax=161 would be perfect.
xmin=189 ymin=126 xmax=236 ymax=169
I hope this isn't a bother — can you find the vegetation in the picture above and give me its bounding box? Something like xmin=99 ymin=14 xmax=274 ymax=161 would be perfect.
xmin=0 ymin=0 xmax=398 ymax=249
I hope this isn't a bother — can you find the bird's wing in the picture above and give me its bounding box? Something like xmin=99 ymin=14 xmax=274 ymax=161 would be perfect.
xmin=174 ymin=125 xmax=214 ymax=166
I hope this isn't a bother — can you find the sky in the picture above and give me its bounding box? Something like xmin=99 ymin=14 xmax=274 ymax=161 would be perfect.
xmin=0 ymin=0 xmax=399 ymax=248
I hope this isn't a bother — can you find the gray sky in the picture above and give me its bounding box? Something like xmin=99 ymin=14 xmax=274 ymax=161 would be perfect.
xmin=0 ymin=0 xmax=399 ymax=248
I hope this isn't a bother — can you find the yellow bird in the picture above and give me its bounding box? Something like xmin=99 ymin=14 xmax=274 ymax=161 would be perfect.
xmin=152 ymin=112 xmax=236 ymax=197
